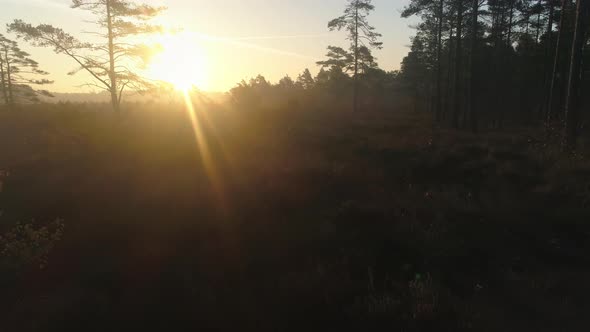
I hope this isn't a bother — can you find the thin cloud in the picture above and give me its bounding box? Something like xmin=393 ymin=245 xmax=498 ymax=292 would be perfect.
xmin=187 ymin=32 xmax=319 ymax=60
xmin=8 ymin=0 xmax=69 ymax=9
xmin=214 ymin=33 xmax=333 ymax=41
xmin=216 ymin=39 xmax=317 ymax=60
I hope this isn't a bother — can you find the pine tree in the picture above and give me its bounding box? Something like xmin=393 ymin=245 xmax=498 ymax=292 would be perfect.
xmin=452 ymin=0 xmax=465 ymax=129
xmin=296 ymin=69 xmax=315 ymax=90
xmin=325 ymin=0 xmax=383 ymax=112
xmin=469 ymin=0 xmax=481 ymax=132
xmin=9 ymin=0 xmax=165 ymax=112
xmin=563 ymin=0 xmax=589 ymax=150
xmin=402 ymin=0 xmax=448 ymax=120
xmin=0 ymin=34 xmax=53 ymax=106
xmin=546 ymin=0 xmax=570 ymax=121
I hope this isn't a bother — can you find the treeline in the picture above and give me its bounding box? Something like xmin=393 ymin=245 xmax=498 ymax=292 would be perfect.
xmin=229 ymin=68 xmax=400 ymax=111
xmin=230 ymin=1 xmax=404 ymax=111
xmin=3 ymin=0 xmax=588 ymax=148
xmin=401 ymin=0 xmax=589 ymax=149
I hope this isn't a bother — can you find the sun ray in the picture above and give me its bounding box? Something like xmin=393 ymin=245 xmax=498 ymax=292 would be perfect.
xmin=182 ymin=91 xmax=226 ymax=208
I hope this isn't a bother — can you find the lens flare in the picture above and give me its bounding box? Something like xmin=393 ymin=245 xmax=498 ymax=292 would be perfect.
xmin=148 ymin=32 xmax=209 ymax=91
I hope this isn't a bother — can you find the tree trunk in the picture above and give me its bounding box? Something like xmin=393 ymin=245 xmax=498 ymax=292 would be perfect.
xmin=536 ymin=0 xmax=543 ymax=41
xmin=5 ymin=50 xmax=14 ymax=106
xmin=353 ymin=5 xmax=359 ymax=112
xmin=563 ymin=0 xmax=588 ymax=150
xmin=106 ymin=0 xmax=120 ymax=113
xmin=507 ymin=0 xmax=515 ymax=44
xmin=547 ymin=0 xmax=568 ymax=121
xmin=496 ymin=2 xmax=507 ymax=129
xmin=470 ymin=0 xmax=479 ymax=132
xmin=541 ymin=0 xmax=555 ymax=118
xmin=0 ymin=55 xmax=8 ymax=105
xmin=436 ymin=0 xmax=445 ymax=122
xmin=444 ymin=24 xmax=455 ymax=121
xmin=452 ymin=0 xmax=464 ymax=129
xmin=498 ymin=0 xmax=515 ymax=129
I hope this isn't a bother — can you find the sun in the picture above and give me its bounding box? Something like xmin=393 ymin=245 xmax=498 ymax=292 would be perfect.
xmin=147 ymin=32 xmax=209 ymax=91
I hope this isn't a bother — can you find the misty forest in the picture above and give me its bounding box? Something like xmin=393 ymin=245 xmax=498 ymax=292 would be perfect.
xmin=1 ymin=0 xmax=590 ymax=331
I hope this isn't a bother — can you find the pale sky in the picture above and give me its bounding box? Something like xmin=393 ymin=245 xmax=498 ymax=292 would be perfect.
xmin=1 ymin=0 xmax=416 ymax=93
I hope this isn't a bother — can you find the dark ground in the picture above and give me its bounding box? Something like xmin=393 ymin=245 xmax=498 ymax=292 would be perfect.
xmin=1 ymin=102 xmax=589 ymax=331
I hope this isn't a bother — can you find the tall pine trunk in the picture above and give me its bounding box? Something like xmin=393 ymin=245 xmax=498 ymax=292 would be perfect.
xmin=547 ymin=0 xmax=568 ymax=121
xmin=452 ymin=0 xmax=464 ymax=129
xmin=541 ymin=0 xmax=555 ymax=117
xmin=5 ymin=49 xmax=14 ymax=106
xmin=436 ymin=0 xmax=445 ymax=122
xmin=353 ymin=5 xmax=359 ymax=112
xmin=0 ymin=55 xmax=8 ymax=105
xmin=507 ymin=0 xmax=515 ymax=44
xmin=469 ymin=0 xmax=479 ymax=132
xmin=563 ymin=0 xmax=588 ymax=150
xmin=106 ymin=0 xmax=120 ymax=113
xmin=536 ymin=0 xmax=543 ymax=42
xmin=444 ymin=24 xmax=455 ymax=121
xmin=498 ymin=0 xmax=515 ymax=129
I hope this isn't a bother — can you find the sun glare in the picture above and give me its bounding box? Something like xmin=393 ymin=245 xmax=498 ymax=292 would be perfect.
xmin=148 ymin=32 xmax=209 ymax=91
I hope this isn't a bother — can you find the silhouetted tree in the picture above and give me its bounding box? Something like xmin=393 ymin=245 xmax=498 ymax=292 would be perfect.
xmin=452 ymin=0 xmax=465 ymax=129
xmin=0 ymin=34 xmax=53 ymax=106
xmin=296 ymin=69 xmax=315 ymax=90
xmin=277 ymin=75 xmax=295 ymax=89
xmin=436 ymin=0 xmax=446 ymax=121
xmin=563 ymin=0 xmax=589 ymax=150
xmin=229 ymin=75 xmax=274 ymax=107
xmin=0 ymin=36 xmax=8 ymax=105
xmin=401 ymin=36 xmax=434 ymax=112
xmin=402 ymin=0 xmax=448 ymax=120
xmin=400 ymin=0 xmax=589 ymax=148
xmin=8 ymin=0 xmax=165 ymax=112
xmin=469 ymin=0 xmax=481 ymax=132
xmin=317 ymin=46 xmax=354 ymax=72
xmin=546 ymin=0 xmax=570 ymax=121
xmin=325 ymin=0 xmax=383 ymax=112
xmin=541 ymin=0 xmax=557 ymax=116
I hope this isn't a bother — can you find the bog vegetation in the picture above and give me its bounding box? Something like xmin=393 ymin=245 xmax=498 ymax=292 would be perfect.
xmin=0 ymin=0 xmax=589 ymax=331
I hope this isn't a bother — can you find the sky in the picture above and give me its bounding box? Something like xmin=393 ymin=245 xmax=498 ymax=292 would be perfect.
xmin=1 ymin=0 xmax=417 ymax=93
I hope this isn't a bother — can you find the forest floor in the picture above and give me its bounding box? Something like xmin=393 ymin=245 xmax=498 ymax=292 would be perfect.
xmin=0 ymin=103 xmax=589 ymax=331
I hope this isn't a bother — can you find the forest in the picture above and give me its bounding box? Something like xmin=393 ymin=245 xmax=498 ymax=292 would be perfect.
xmin=0 ymin=0 xmax=589 ymax=331
xmin=400 ymin=0 xmax=589 ymax=148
